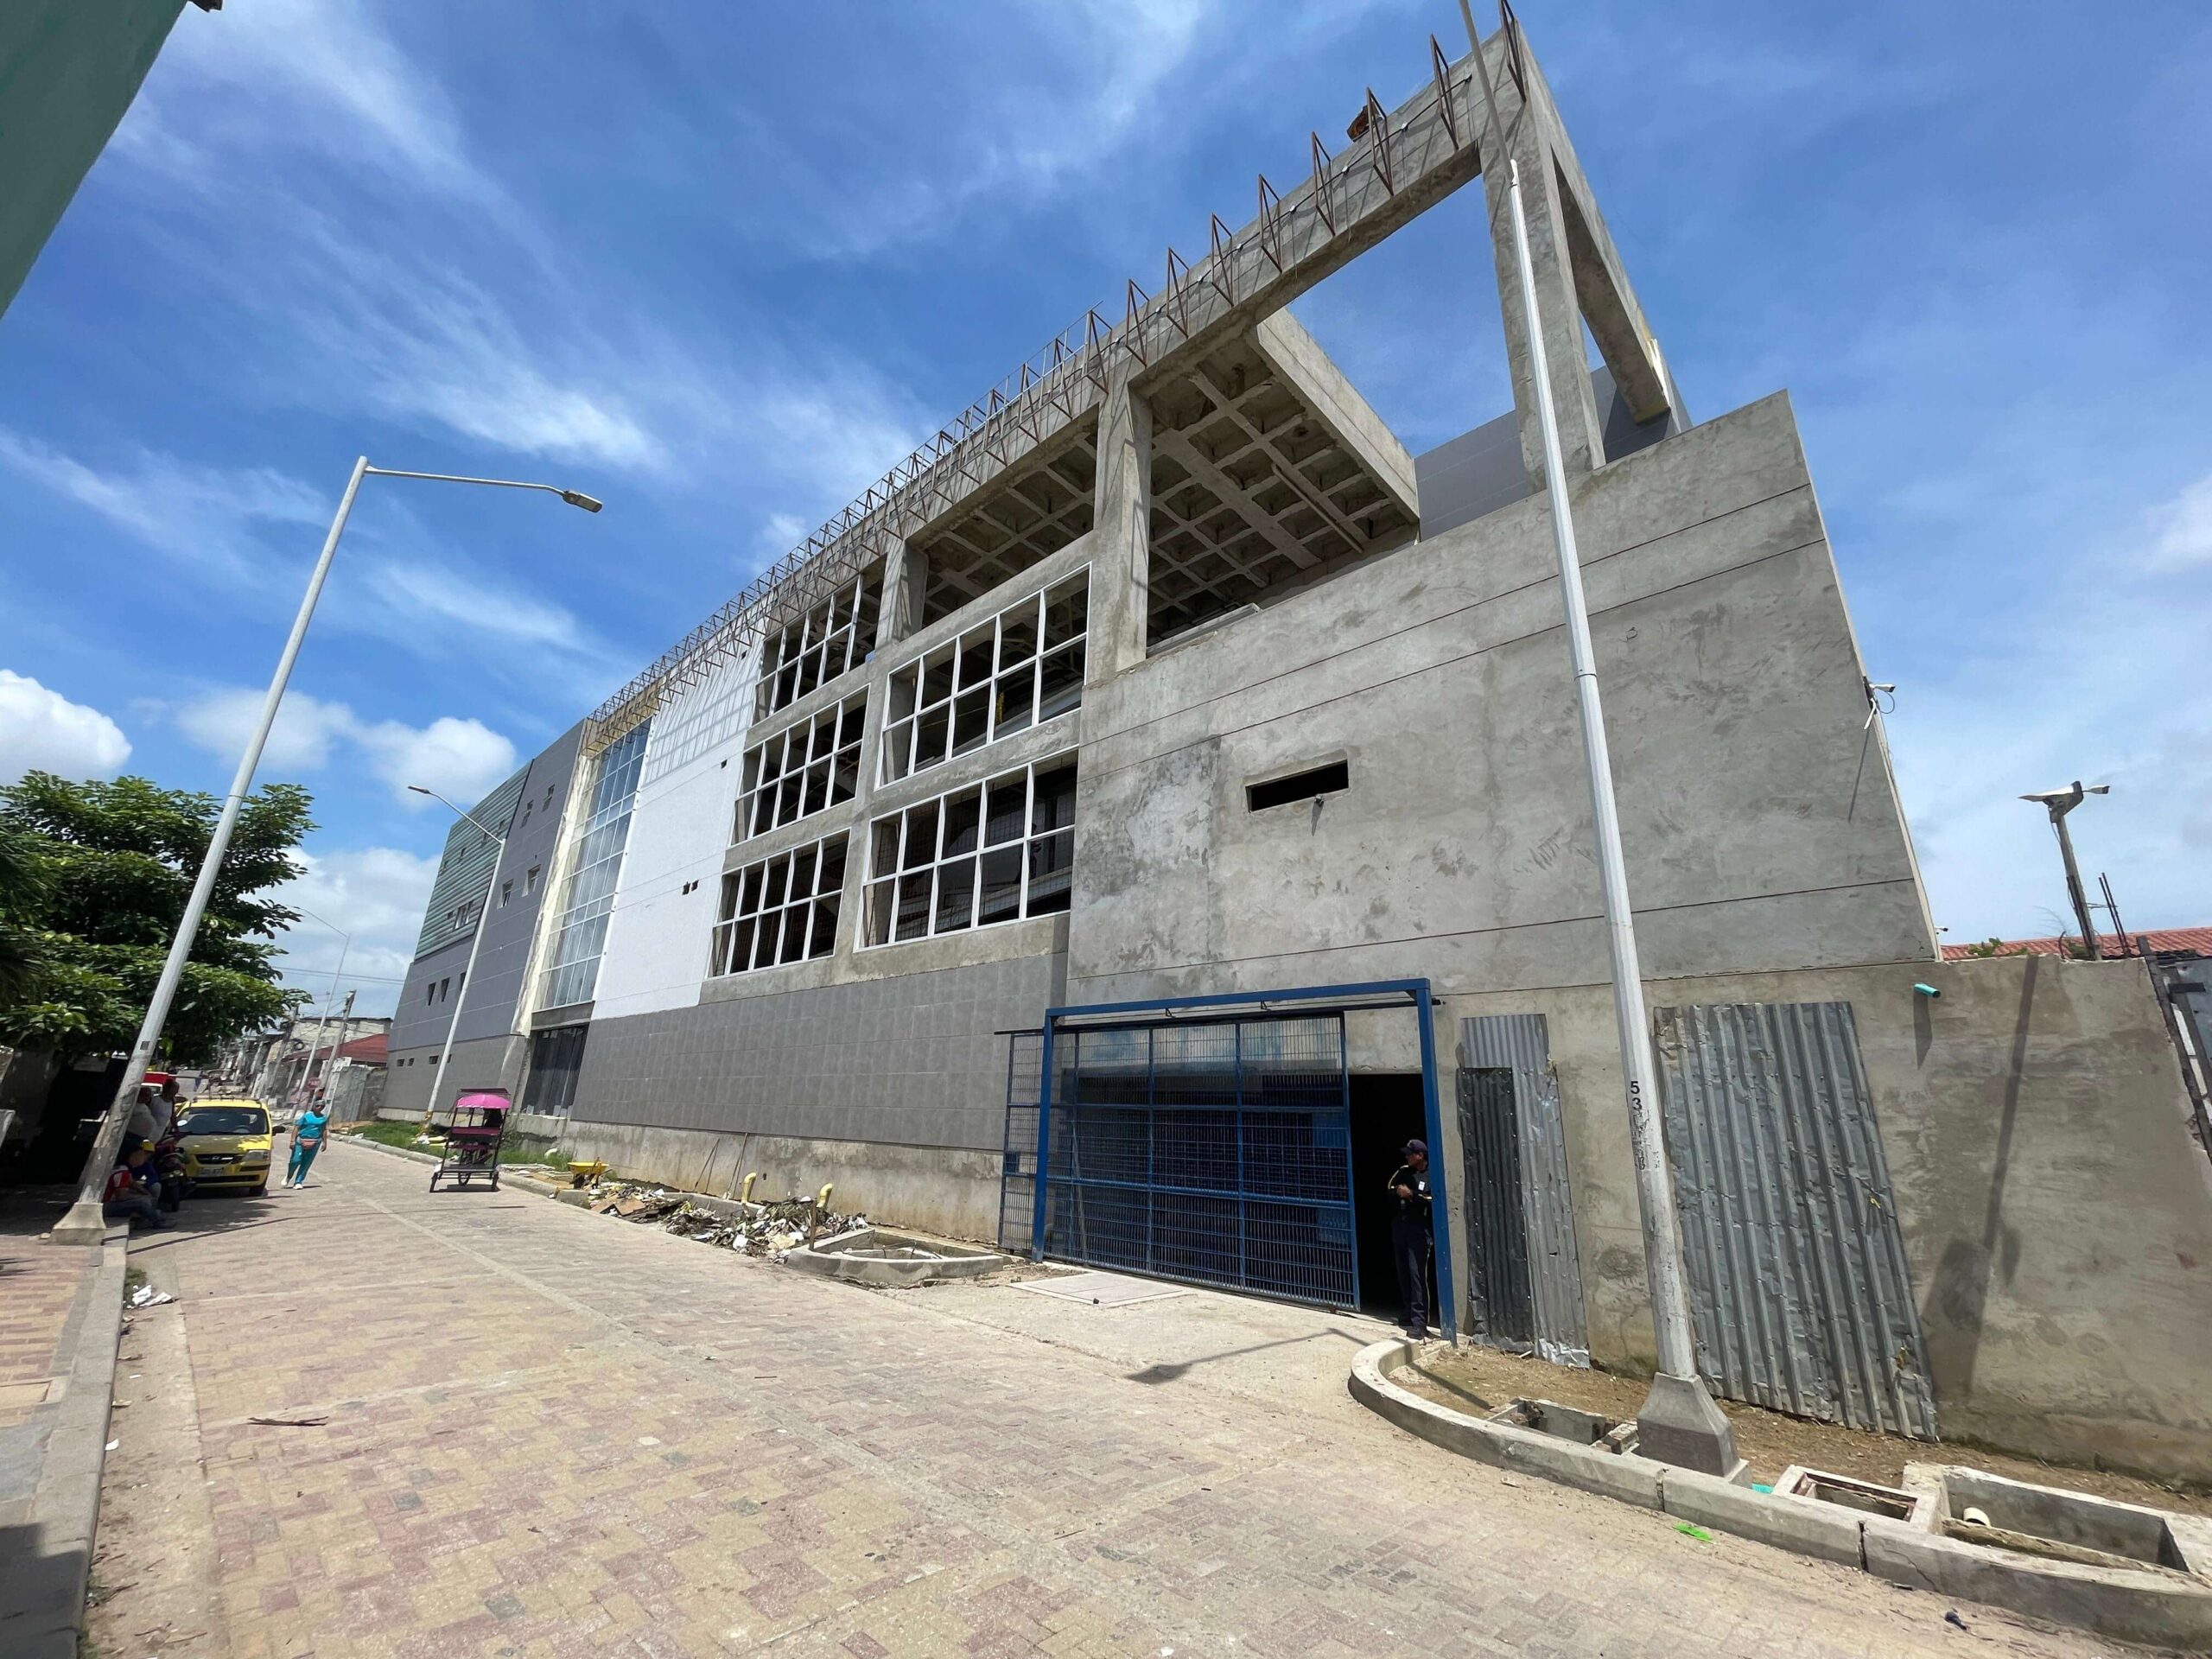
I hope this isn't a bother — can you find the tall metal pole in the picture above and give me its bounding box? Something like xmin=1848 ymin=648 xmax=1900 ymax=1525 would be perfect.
xmin=2021 ymin=782 xmax=2107 ymax=961
xmin=283 ymin=905 xmax=351 ymax=1108
xmin=305 ymin=988 xmax=355 ymax=1109
xmin=50 ymin=457 xmax=371 ymax=1245
xmin=290 ymin=935 xmax=349 ymax=1108
xmin=1464 ymin=6 xmax=1732 ymax=1471
xmin=2053 ymin=807 xmax=2099 ymax=961
xmin=48 ymin=459 xmax=599 ymax=1244
xmin=417 ymin=793 xmax=510 ymax=1126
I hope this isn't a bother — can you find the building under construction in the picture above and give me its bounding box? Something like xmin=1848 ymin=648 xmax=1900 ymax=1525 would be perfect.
xmin=385 ymin=20 xmax=2212 ymax=1483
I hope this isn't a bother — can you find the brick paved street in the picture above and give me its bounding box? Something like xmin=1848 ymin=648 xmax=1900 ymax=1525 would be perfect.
xmin=96 ymin=1141 xmax=2126 ymax=1658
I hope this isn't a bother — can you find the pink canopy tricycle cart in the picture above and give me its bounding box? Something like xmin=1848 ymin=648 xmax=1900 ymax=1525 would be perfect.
xmin=429 ymin=1090 xmax=510 ymax=1192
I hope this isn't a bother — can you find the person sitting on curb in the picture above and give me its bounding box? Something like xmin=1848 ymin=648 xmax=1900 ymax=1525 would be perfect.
xmin=103 ymin=1143 xmax=169 ymax=1231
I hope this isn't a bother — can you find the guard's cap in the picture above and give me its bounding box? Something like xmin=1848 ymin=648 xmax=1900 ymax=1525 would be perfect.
xmin=1402 ymin=1138 xmax=1427 ymax=1157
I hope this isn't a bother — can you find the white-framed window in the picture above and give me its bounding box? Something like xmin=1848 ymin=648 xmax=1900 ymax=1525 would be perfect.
xmin=756 ymin=570 xmax=880 ymax=719
xmin=862 ymin=754 xmax=1076 ymax=946
xmin=711 ymin=833 xmax=848 ymax=976
xmin=734 ymin=691 xmax=867 ymax=842
xmin=880 ymin=572 xmax=1087 ymax=785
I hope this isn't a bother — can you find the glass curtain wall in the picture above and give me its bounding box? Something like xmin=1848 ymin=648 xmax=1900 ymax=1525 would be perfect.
xmin=538 ymin=721 xmax=652 ymax=1009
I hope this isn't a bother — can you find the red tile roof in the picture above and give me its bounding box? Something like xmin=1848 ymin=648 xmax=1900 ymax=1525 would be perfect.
xmin=1941 ymin=925 xmax=2212 ymax=961
xmin=333 ymin=1032 xmax=389 ymax=1065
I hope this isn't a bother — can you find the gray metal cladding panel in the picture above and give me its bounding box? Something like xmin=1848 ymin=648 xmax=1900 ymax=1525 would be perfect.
xmin=1459 ymin=1014 xmax=1590 ymax=1366
xmin=568 ymin=953 xmax=1064 ymax=1153
xmin=1653 ymin=1000 xmax=1938 ymax=1438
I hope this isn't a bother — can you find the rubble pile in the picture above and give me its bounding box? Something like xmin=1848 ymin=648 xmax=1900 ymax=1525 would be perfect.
xmin=580 ymin=1180 xmax=866 ymax=1261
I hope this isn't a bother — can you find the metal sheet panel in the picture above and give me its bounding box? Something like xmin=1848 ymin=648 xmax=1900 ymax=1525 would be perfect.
xmin=1653 ymin=1001 xmax=1937 ymax=1438
xmin=1459 ymin=1014 xmax=1590 ymax=1366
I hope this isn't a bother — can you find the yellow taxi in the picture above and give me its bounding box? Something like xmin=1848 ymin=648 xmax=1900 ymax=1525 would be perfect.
xmin=172 ymin=1098 xmax=275 ymax=1197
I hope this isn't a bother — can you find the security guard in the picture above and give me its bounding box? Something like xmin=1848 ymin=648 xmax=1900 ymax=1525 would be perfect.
xmin=1386 ymin=1138 xmax=1434 ymax=1339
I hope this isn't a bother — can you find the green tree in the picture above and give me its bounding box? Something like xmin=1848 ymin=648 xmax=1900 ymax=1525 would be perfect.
xmin=0 ymin=772 xmax=315 ymax=1064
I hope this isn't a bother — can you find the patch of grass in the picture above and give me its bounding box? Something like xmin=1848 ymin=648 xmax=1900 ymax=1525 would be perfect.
xmin=122 ymin=1268 xmax=147 ymax=1297
xmin=339 ymin=1118 xmax=571 ymax=1167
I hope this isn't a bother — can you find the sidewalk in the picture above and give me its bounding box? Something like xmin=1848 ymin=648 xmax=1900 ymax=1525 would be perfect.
xmin=84 ymin=1138 xmax=2124 ymax=1659
xmin=0 ymin=1185 xmax=129 ymax=1659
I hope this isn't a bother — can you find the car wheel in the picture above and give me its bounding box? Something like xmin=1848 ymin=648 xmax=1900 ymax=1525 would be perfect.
xmin=249 ymin=1183 xmax=267 ymax=1197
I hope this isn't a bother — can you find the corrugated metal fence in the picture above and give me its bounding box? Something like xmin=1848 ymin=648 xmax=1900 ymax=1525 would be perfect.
xmin=1458 ymin=1014 xmax=1590 ymax=1366
xmin=1652 ymin=1001 xmax=1937 ymax=1439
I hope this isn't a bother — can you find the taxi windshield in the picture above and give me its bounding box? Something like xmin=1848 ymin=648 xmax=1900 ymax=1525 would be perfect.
xmin=176 ymin=1107 xmax=267 ymax=1137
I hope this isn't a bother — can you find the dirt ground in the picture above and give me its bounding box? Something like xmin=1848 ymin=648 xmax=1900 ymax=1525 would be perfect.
xmin=1395 ymin=1342 xmax=2212 ymax=1521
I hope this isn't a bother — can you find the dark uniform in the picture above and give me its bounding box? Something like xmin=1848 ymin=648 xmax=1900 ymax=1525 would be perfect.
xmin=1386 ymin=1142 xmax=1434 ymax=1338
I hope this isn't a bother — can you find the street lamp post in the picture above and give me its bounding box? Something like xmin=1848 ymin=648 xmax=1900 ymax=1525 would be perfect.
xmin=49 ymin=459 xmax=601 ymax=1245
xmin=285 ymin=904 xmax=352 ymax=1111
xmin=2022 ymin=782 xmax=2111 ymax=960
xmin=410 ymin=786 xmax=513 ymax=1127
xmin=1462 ymin=4 xmax=1734 ymax=1472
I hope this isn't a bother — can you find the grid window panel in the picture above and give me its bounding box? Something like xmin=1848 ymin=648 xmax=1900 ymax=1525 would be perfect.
xmin=733 ymin=692 xmax=867 ymax=842
xmin=710 ymin=834 xmax=847 ymax=976
xmin=755 ymin=572 xmax=880 ymax=720
xmin=880 ymin=571 xmax=1088 ymax=785
xmin=862 ymin=753 xmax=1078 ymax=947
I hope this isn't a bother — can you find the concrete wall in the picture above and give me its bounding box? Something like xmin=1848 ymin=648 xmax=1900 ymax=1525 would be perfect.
xmin=381 ymin=1033 xmax=516 ymax=1120
xmin=574 ymin=944 xmax=1065 ymax=1158
xmin=557 ymin=1121 xmax=1005 ymax=1241
xmin=1449 ymin=956 xmax=2212 ymax=1483
xmin=1068 ymin=391 xmax=1936 ymax=1009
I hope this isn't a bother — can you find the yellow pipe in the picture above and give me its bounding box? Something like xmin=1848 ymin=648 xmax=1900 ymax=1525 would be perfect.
xmin=815 ymin=1183 xmax=834 ymax=1210
xmin=739 ymin=1172 xmax=760 ymax=1204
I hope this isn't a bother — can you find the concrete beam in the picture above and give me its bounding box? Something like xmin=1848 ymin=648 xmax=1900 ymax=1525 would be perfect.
xmin=1152 ymin=425 xmax=1319 ymax=569
xmin=1476 ymin=31 xmax=1606 ymax=486
xmin=1519 ymin=45 xmax=1675 ymax=427
xmin=1089 ymin=377 xmax=1152 ymax=683
xmin=1252 ymin=308 xmax=1419 ymax=524
xmin=874 ymin=536 xmax=924 ymax=650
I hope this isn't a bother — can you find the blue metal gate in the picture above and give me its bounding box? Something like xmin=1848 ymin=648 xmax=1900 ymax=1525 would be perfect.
xmin=998 ymin=1030 xmax=1042 ymax=1254
xmin=1037 ymin=1013 xmax=1359 ymax=1308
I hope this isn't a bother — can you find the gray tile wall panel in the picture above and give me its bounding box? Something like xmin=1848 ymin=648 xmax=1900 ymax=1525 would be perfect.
xmin=568 ymin=950 xmax=1064 ymax=1154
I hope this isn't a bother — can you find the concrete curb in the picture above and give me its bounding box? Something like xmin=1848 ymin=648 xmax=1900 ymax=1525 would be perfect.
xmin=1349 ymin=1338 xmax=2212 ymax=1649
xmin=9 ymin=1230 xmax=129 ymax=1659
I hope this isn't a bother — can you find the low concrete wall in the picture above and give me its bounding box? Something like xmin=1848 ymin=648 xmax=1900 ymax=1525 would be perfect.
xmin=554 ymin=1119 xmax=1004 ymax=1243
xmin=1453 ymin=955 xmax=2212 ymax=1482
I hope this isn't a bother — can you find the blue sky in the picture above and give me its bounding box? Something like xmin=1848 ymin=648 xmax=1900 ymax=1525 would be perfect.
xmin=2 ymin=0 xmax=2208 ymax=1014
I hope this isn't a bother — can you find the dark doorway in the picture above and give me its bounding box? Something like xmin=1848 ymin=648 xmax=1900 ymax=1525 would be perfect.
xmin=1350 ymin=1072 xmax=1430 ymax=1318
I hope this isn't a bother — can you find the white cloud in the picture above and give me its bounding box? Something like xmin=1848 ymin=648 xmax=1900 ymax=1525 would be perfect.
xmin=2146 ymin=474 xmax=2212 ymax=573
xmin=145 ymin=0 xmax=481 ymax=198
xmin=173 ymin=689 xmax=517 ymax=810
xmin=372 ymin=560 xmax=600 ymax=654
xmin=279 ymin=229 xmax=661 ymax=471
xmin=0 ymin=671 xmax=132 ymax=785
xmin=174 ymin=687 xmax=359 ymax=774
xmin=272 ymin=843 xmax=442 ymax=1019
xmin=360 ymin=716 xmax=518 ymax=810
xmin=0 ymin=428 xmax=326 ymax=585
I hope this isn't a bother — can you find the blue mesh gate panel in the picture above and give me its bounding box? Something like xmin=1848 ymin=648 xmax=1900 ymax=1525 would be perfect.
xmin=1039 ymin=1014 xmax=1356 ymax=1308
xmin=997 ymin=1030 xmax=1042 ymax=1254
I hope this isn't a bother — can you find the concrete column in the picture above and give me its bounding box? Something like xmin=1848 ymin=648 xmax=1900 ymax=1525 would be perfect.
xmin=873 ymin=535 xmax=924 ymax=652
xmin=1480 ymin=72 xmax=1605 ymax=487
xmin=1087 ymin=376 xmax=1153 ymax=682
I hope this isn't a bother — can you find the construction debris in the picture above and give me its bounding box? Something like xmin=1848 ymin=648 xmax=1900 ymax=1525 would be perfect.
xmin=577 ymin=1181 xmax=866 ymax=1261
